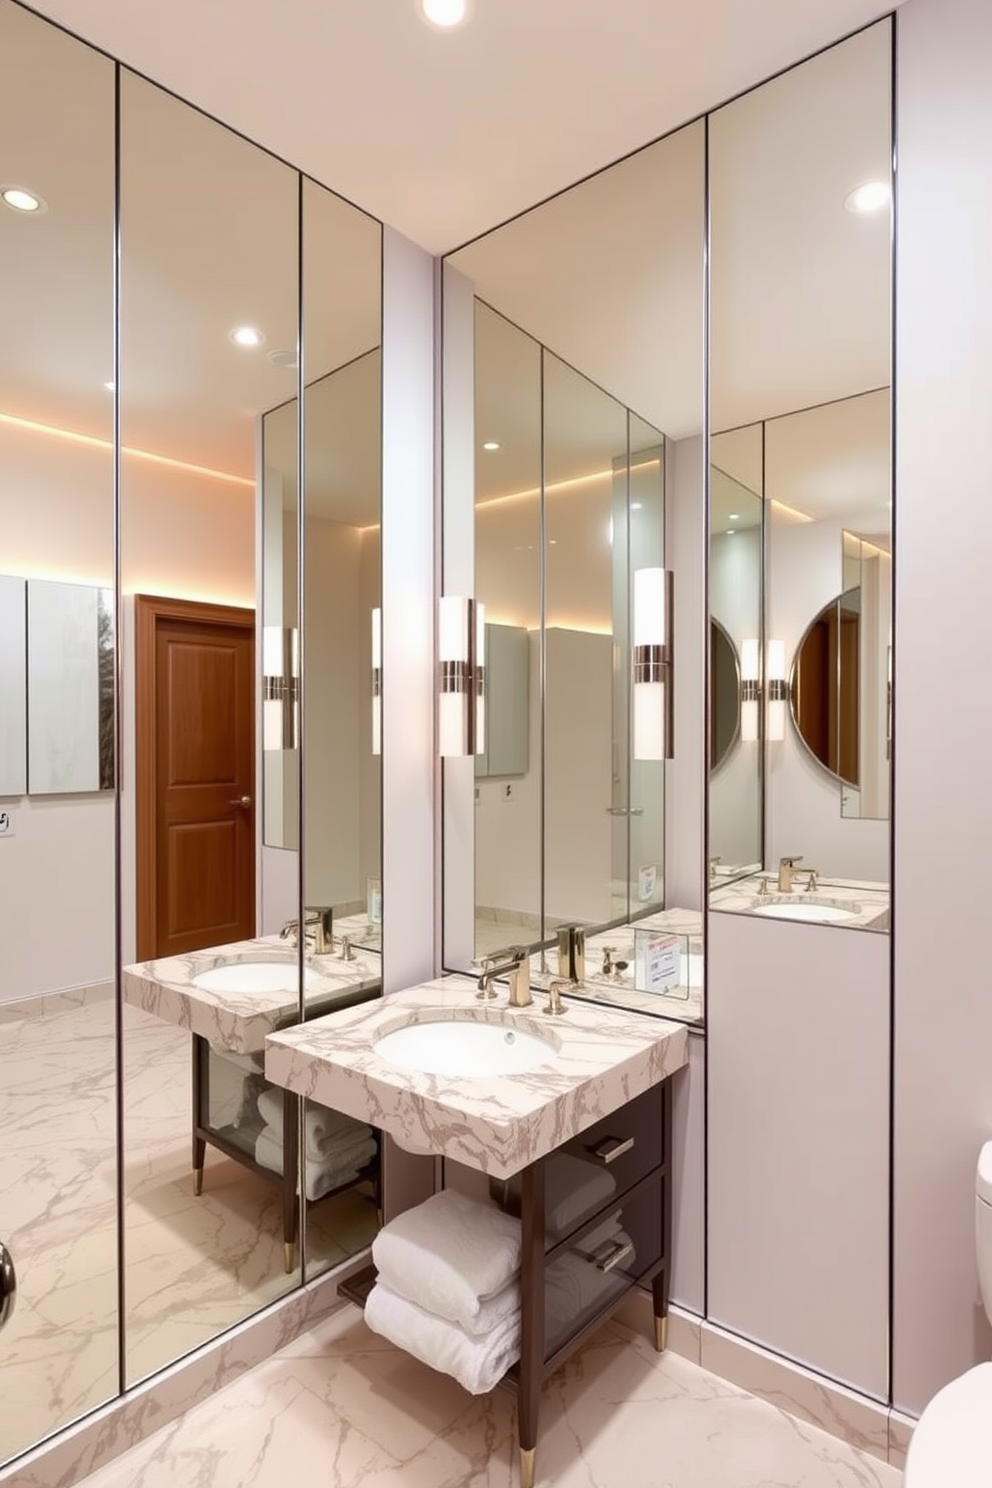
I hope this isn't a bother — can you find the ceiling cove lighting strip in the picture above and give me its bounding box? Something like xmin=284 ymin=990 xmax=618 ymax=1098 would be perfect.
xmin=0 ymin=410 xmax=255 ymax=488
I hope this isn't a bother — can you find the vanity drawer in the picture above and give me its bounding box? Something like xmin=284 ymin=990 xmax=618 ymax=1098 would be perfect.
xmin=554 ymin=1081 xmax=663 ymax=1209
xmin=543 ymin=1169 xmax=663 ymax=1360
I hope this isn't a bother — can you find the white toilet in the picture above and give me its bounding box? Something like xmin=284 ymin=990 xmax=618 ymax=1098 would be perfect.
xmin=904 ymin=1142 xmax=992 ymax=1486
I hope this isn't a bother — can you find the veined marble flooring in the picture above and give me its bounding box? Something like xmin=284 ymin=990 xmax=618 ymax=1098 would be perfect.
xmin=71 ymin=1305 xmax=902 ymax=1488
xmin=0 ymin=992 xmax=377 ymax=1465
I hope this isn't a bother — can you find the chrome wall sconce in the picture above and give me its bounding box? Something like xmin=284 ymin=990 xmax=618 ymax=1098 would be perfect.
xmin=372 ymin=607 xmax=382 ymax=756
xmin=262 ymin=625 xmax=299 ymax=751
xmin=438 ymin=595 xmax=486 ymax=757
xmin=740 ymin=637 xmax=786 ymax=743
xmin=632 ymin=567 xmax=674 ymax=761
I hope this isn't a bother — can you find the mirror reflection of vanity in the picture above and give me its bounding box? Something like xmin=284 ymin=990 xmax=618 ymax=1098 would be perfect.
xmin=0 ymin=0 xmax=383 ymax=1464
xmin=442 ymin=120 xmax=706 ymax=1030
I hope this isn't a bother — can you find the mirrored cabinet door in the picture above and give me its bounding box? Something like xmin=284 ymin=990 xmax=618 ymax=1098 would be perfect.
xmin=0 ymin=0 xmax=117 ymax=1462
xmin=708 ymin=17 xmax=892 ymax=916
xmin=119 ymin=67 xmax=302 ymax=1386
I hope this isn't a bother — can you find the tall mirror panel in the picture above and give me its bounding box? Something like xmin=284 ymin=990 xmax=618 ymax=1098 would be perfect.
xmin=708 ymin=19 xmax=892 ymax=924
xmin=446 ymin=120 xmax=705 ymax=1024
xmin=300 ymin=176 xmax=383 ymax=1279
xmin=0 ymin=1 xmax=117 ymax=1463
xmin=119 ymin=70 xmax=302 ymax=1385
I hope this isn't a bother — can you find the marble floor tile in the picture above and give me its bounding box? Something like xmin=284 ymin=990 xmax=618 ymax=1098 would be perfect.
xmin=71 ymin=1309 xmax=903 ymax=1488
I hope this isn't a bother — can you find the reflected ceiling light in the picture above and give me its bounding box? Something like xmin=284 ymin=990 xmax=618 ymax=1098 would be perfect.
xmin=631 ymin=502 xmax=643 ymax=511
xmin=729 ymin=513 xmax=739 ymax=521
xmin=230 ymin=325 xmax=264 ymax=348
xmin=725 ymin=529 xmax=736 ymax=536
xmin=103 ymin=380 xmax=115 ymax=392
xmin=268 ymin=349 xmax=297 ymax=370
xmin=0 ymin=409 xmax=254 ymax=487
xmin=1 ymin=185 xmax=46 ymax=213
xmin=419 ymin=0 xmax=470 ymax=27
xmin=844 ymin=180 xmax=890 ymax=214
xmin=482 ymin=441 xmax=500 ymax=451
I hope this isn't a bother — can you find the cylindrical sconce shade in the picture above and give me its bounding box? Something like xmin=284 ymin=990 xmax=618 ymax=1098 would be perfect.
xmin=767 ymin=638 xmax=787 ymax=741
xmin=632 ymin=567 xmax=674 ymax=760
xmin=740 ymin=637 xmax=760 ymax=743
xmin=438 ymin=595 xmax=485 ymax=756
xmin=262 ymin=625 xmax=298 ymax=751
xmin=371 ymin=607 xmax=382 ymax=756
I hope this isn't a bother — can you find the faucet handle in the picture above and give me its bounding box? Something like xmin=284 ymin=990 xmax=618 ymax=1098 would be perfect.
xmin=779 ymin=855 xmax=803 ymax=867
xmin=545 ymin=979 xmax=572 ymax=1017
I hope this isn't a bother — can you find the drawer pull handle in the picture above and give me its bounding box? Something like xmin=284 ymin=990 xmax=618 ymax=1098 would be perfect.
xmin=594 ymin=1239 xmax=634 ymax=1273
xmin=592 ymin=1135 xmax=634 ymax=1164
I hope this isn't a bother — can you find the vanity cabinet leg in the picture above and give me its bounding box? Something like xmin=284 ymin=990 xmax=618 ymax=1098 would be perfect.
xmin=192 ymin=1035 xmax=206 ymax=1195
xmin=283 ymin=1088 xmax=298 ymax=1273
xmin=652 ymin=1076 xmax=674 ymax=1352
xmin=518 ymin=1160 xmax=545 ymax=1488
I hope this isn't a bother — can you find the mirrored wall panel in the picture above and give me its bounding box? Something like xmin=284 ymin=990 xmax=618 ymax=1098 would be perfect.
xmin=708 ymin=20 xmax=892 ymax=922
xmin=119 ymin=68 xmax=301 ymax=1385
xmin=445 ymin=119 xmax=705 ymax=1024
xmin=0 ymin=0 xmax=118 ymax=1462
xmin=300 ymin=176 xmax=383 ymax=1278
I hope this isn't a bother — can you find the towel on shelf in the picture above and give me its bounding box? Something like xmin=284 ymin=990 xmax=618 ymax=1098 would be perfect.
xmin=372 ymin=1189 xmax=521 ymax=1332
xmin=254 ymin=1126 xmax=378 ymax=1201
xmin=209 ymin=1046 xmax=266 ymax=1074
xmin=256 ymin=1088 xmax=373 ymax=1161
xmin=543 ymin=1154 xmax=618 ymax=1240
xmin=364 ymin=1282 xmax=520 ymax=1396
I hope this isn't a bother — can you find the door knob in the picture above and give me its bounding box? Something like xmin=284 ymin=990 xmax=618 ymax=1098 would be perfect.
xmin=230 ymin=795 xmax=252 ymax=808
xmin=0 ymin=1240 xmax=16 ymax=1330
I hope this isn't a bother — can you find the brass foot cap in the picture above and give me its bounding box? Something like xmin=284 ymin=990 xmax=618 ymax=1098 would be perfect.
xmin=284 ymin=1242 xmax=296 ymax=1273
xmin=193 ymin=1169 xmax=203 ymax=1197
xmin=654 ymin=1314 xmax=669 ymax=1353
xmin=519 ymin=1446 xmax=536 ymax=1488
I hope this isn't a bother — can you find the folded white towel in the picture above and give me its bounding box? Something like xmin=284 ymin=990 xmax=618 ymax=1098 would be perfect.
xmin=544 ymin=1154 xmax=618 ymax=1239
xmin=210 ymin=1045 xmax=266 ymax=1074
xmin=255 ymin=1122 xmax=376 ymax=1175
xmin=254 ymin=1127 xmax=377 ymax=1201
xmin=364 ymin=1282 xmax=520 ymax=1395
xmin=372 ymin=1189 xmax=521 ymax=1332
xmin=257 ymin=1089 xmax=373 ymax=1161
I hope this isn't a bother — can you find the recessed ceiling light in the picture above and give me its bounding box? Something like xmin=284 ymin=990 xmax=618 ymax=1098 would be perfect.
xmin=630 ymin=502 xmax=643 ymax=511
xmin=844 ymin=180 xmax=891 ymax=214
xmin=482 ymin=440 xmax=500 ymax=452
xmin=419 ymin=0 xmax=470 ymax=28
xmin=268 ymin=349 xmax=298 ymax=370
xmin=1 ymin=185 xmax=46 ymax=214
xmin=230 ymin=325 xmax=264 ymax=348
xmin=729 ymin=513 xmax=739 ymax=521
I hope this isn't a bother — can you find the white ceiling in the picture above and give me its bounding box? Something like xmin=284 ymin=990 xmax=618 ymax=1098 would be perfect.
xmin=26 ymin=0 xmax=899 ymax=255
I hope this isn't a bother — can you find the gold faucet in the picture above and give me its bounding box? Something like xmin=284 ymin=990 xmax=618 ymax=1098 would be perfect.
xmin=545 ymin=978 xmax=572 ymax=1016
xmin=280 ymin=906 xmax=334 ymax=954
xmin=476 ymin=947 xmax=531 ymax=1007
xmin=777 ymin=856 xmax=802 ymax=893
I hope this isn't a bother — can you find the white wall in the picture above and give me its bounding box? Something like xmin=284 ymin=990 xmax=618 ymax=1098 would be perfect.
xmin=893 ymin=0 xmax=992 ymax=1415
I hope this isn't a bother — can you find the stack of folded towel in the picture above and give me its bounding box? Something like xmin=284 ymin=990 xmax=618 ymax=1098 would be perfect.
xmin=365 ymin=1188 xmax=522 ymax=1395
xmin=253 ymin=1088 xmax=377 ymax=1201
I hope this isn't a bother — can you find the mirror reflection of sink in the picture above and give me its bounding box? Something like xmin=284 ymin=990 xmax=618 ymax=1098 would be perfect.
xmin=750 ymin=897 xmax=859 ymax=924
xmin=192 ymin=959 xmax=320 ymax=993
xmin=374 ymin=1017 xmax=558 ymax=1078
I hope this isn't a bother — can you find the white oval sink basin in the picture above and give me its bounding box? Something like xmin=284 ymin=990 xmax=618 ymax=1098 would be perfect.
xmin=192 ymin=960 xmax=319 ymax=993
xmin=374 ymin=1018 xmax=557 ymax=1078
xmin=751 ymin=899 xmax=857 ymax=924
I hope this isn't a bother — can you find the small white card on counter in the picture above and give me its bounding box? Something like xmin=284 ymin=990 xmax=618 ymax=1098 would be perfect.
xmin=635 ymin=931 xmax=681 ymax=995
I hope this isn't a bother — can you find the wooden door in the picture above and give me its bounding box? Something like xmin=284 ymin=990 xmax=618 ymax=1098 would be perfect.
xmin=136 ymin=595 xmax=255 ymax=960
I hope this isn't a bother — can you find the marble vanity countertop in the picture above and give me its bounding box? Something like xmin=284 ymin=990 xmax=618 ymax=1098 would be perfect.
xmin=708 ymin=874 xmax=889 ymax=931
xmin=122 ymin=936 xmax=382 ymax=1055
xmin=264 ymin=975 xmax=689 ymax=1180
xmin=529 ymin=907 xmax=704 ymax=1026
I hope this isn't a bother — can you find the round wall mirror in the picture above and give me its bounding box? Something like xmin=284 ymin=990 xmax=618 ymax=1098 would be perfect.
xmin=710 ymin=618 xmax=740 ymax=771
xmin=789 ymin=588 xmax=860 ymax=787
